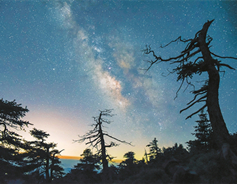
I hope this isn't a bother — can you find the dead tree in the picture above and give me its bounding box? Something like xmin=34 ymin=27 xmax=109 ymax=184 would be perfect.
xmin=143 ymin=20 xmax=237 ymax=160
xmin=75 ymin=109 xmax=131 ymax=174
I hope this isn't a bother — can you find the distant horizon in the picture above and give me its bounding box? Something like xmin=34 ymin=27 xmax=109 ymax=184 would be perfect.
xmin=57 ymin=155 xmax=123 ymax=163
xmin=57 ymin=155 xmax=81 ymax=160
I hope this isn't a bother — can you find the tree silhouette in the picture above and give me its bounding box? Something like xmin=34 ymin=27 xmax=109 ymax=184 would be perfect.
xmin=144 ymin=149 xmax=149 ymax=164
xmin=123 ymin=151 xmax=136 ymax=167
xmin=74 ymin=148 xmax=100 ymax=172
xmin=119 ymin=151 xmax=137 ymax=179
xmin=143 ymin=20 xmax=237 ymax=151
xmin=187 ymin=109 xmax=213 ymax=153
xmin=75 ymin=109 xmax=131 ymax=176
xmin=163 ymin=143 xmax=189 ymax=161
xmin=146 ymin=137 xmax=161 ymax=161
xmin=0 ymin=99 xmax=31 ymax=180
xmin=67 ymin=148 xmax=101 ymax=183
xmin=23 ymin=128 xmax=64 ymax=182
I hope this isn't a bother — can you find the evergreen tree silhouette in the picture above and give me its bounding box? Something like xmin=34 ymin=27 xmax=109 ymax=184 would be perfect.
xmin=163 ymin=143 xmax=188 ymax=161
xmin=119 ymin=151 xmax=137 ymax=179
xmin=187 ymin=109 xmax=213 ymax=153
xmin=22 ymin=128 xmax=64 ymax=182
xmin=146 ymin=137 xmax=161 ymax=161
xmin=123 ymin=151 xmax=136 ymax=167
xmin=74 ymin=148 xmax=100 ymax=172
xmin=0 ymin=99 xmax=31 ymax=181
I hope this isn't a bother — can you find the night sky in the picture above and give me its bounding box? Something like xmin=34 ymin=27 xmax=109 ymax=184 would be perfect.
xmin=0 ymin=0 xmax=237 ymax=160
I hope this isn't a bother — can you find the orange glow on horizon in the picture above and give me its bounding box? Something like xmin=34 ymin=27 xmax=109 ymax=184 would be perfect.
xmin=57 ymin=155 xmax=82 ymax=160
xmin=57 ymin=155 xmax=123 ymax=163
xmin=111 ymin=159 xmax=123 ymax=163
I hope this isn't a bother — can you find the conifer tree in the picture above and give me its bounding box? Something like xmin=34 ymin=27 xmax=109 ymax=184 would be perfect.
xmin=187 ymin=110 xmax=213 ymax=152
xmin=22 ymin=128 xmax=64 ymax=182
xmin=74 ymin=148 xmax=100 ymax=172
xmin=146 ymin=137 xmax=161 ymax=161
xmin=118 ymin=151 xmax=137 ymax=179
xmin=0 ymin=99 xmax=31 ymax=180
xmin=69 ymin=148 xmax=101 ymax=183
xmin=123 ymin=151 xmax=136 ymax=167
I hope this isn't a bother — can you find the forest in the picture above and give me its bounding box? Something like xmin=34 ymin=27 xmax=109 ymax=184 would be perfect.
xmin=1 ymin=20 xmax=237 ymax=184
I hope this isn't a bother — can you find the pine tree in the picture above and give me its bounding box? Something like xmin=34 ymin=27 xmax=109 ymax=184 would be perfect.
xmin=68 ymin=148 xmax=101 ymax=183
xmin=118 ymin=151 xmax=137 ymax=179
xmin=146 ymin=137 xmax=161 ymax=161
xmin=123 ymin=151 xmax=136 ymax=167
xmin=74 ymin=148 xmax=100 ymax=172
xmin=0 ymin=99 xmax=31 ymax=180
xmin=187 ymin=110 xmax=213 ymax=153
xmin=22 ymin=128 xmax=64 ymax=182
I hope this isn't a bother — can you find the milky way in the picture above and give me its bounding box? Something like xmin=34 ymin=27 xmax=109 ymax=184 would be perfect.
xmin=0 ymin=1 xmax=236 ymax=159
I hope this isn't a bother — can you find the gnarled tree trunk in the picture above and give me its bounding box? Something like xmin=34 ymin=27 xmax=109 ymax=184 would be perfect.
xmin=198 ymin=20 xmax=231 ymax=148
xmin=98 ymin=120 xmax=108 ymax=172
xmin=198 ymin=21 xmax=237 ymax=181
xmin=144 ymin=19 xmax=237 ymax=181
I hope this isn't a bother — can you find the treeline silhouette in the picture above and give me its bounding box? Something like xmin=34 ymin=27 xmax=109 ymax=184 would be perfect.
xmin=1 ymin=20 xmax=237 ymax=183
xmin=51 ymin=109 xmax=237 ymax=184
xmin=1 ymin=98 xmax=237 ymax=184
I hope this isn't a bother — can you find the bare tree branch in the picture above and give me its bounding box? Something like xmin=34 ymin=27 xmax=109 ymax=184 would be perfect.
xmin=160 ymin=36 xmax=193 ymax=48
xmin=174 ymin=79 xmax=185 ymax=100
xmin=211 ymin=52 xmax=237 ymax=60
xmin=103 ymin=133 xmax=132 ymax=146
xmin=186 ymin=105 xmax=207 ymax=119
xmin=187 ymin=91 xmax=206 ymax=105
xmin=180 ymin=95 xmax=207 ymax=113
xmin=218 ymin=63 xmax=235 ymax=70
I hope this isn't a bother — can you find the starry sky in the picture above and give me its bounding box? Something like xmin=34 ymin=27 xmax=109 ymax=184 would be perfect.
xmin=0 ymin=0 xmax=237 ymax=160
